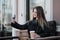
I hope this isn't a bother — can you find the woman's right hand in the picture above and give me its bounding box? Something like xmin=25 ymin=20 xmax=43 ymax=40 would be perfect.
xmin=11 ymin=17 xmax=15 ymax=23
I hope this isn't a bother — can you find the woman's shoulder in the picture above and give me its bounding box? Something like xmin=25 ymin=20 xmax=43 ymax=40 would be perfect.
xmin=26 ymin=20 xmax=33 ymax=25
xmin=26 ymin=20 xmax=38 ymax=26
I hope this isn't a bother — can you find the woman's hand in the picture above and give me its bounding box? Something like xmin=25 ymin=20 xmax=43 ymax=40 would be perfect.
xmin=30 ymin=31 xmax=36 ymax=39
xmin=11 ymin=17 xmax=15 ymax=23
xmin=30 ymin=31 xmax=40 ymax=39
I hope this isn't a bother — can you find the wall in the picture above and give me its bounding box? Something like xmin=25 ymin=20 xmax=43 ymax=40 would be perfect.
xmin=45 ymin=0 xmax=53 ymax=21
xmin=53 ymin=0 xmax=60 ymax=25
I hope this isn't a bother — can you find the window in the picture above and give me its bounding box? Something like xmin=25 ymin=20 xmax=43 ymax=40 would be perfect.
xmin=2 ymin=0 xmax=12 ymax=32
xmin=30 ymin=0 xmax=45 ymax=20
xmin=0 ymin=0 xmax=12 ymax=36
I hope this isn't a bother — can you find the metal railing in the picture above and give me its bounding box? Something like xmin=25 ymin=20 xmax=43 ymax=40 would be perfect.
xmin=29 ymin=36 xmax=60 ymax=40
xmin=0 ymin=36 xmax=19 ymax=40
xmin=0 ymin=36 xmax=60 ymax=40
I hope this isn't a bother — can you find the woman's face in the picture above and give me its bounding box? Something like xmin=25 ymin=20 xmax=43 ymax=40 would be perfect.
xmin=33 ymin=8 xmax=37 ymax=18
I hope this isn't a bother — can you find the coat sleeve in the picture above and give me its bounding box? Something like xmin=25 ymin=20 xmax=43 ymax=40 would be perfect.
xmin=11 ymin=22 xmax=28 ymax=30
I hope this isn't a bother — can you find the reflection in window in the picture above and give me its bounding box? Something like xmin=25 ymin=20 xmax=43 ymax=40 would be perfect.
xmin=2 ymin=0 xmax=12 ymax=32
xmin=0 ymin=17 xmax=1 ymax=31
xmin=0 ymin=0 xmax=2 ymax=31
xmin=0 ymin=0 xmax=12 ymax=36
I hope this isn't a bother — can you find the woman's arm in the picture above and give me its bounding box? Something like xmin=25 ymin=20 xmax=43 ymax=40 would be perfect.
xmin=11 ymin=18 xmax=28 ymax=30
xmin=11 ymin=22 xmax=28 ymax=30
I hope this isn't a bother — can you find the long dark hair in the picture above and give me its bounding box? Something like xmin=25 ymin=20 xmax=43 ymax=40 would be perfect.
xmin=33 ymin=6 xmax=47 ymax=28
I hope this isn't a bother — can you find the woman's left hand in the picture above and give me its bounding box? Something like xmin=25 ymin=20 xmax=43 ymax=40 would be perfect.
xmin=30 ymin=31 xmax=40 ymax=39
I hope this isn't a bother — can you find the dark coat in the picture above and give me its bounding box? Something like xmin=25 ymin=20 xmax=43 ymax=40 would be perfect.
xmin=11 ymin=19 xmax=54 ymax=37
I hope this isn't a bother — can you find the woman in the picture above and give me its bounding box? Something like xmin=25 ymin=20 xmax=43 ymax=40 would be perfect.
xmin=11 ymin=6 xmax=53 ymax=39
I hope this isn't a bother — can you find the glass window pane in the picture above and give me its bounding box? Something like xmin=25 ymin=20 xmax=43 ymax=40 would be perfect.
xmin=0 ymin=18 xmax=1 ymax=31
xmin=2 ymin=0 xmax=12 ymax=31
xmin=1 ymin=0 xmax=12 ymax=36
xmin=30 ymin=0 xmax=45 ymax=20
xmin=0 ymin=0 xmax=2 ymax=31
